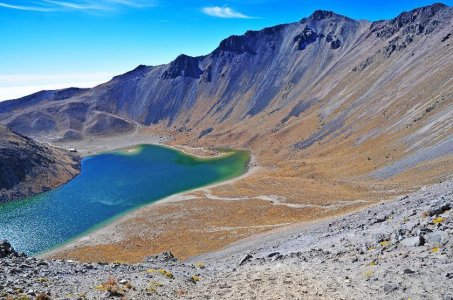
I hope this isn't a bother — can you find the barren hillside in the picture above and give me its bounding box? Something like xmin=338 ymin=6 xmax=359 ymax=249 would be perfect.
xmin=0 ymin=125 xmax=81 ymax=202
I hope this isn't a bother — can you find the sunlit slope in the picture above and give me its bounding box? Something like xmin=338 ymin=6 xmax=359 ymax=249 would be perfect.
xmin=0 ymin=3 xmax=451 ymax=187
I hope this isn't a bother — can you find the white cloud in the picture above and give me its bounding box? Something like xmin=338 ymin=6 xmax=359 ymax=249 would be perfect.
xmin=42 ymin=0 xmax=109 ymax=11
xmin=0 ymin=72 xmax=116 ymax=101
xmin=0 ymin=2 xmax=55 ymax=12
xmin=202 ymin=6 xmax=253 ymax=19
xmin=0 ymin=0 xmax=155 ymax=13
xmin=107 ymin=0 xmax=153 ymax=8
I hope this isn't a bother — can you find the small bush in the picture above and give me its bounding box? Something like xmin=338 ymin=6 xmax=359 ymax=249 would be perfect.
xmin=433 ymin=217 xmax=444 ymax=224
xmin=147 ymin=281 xmax=163 ymax=294
xmin=191 ymin=275 xmax=201 ymax=283
xmin=146 ymin=268 xmax=174 ymax=279
xmin=36 ymin=294 xmax=51 ymax=300
xmin=364 ymin=269 xmax=374 ymax=279
xmin=379 ymin=240 xmax=390 ymax=247
xmin=95 ymin=277 xmax=125 ymax=296
xmin=194 ymin=262 xmax=206 ymax=269
xmin=159 ymin=269 xmax=174 ymax=279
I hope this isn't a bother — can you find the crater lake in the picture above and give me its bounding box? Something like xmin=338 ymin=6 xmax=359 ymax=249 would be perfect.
xmin=0 ymin=144 xmax=250 ymax=255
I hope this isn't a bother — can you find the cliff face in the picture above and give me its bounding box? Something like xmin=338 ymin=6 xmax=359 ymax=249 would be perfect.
xmin=0 ymin=126 xmax=81 ymax=202
xmin=0 ymin=4 xmax=451 ymax=185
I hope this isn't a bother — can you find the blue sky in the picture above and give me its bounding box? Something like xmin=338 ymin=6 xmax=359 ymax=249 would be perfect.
xmin=0 ymin=0 xmax=451 ymax=100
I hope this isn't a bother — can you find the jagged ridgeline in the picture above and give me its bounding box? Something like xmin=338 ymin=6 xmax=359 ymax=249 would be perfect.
xmin=0 ymin=3 xmax=451 ymax=181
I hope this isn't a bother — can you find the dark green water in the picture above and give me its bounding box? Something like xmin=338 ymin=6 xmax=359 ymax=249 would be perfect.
xmin=0 ymin=144 xmax=249 ymax=256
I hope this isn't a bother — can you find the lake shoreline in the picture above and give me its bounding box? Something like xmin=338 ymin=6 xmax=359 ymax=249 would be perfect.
xmin=38 ymin=143 xmax=257 ymax=260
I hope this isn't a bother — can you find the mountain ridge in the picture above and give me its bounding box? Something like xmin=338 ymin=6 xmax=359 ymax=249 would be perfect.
xmin=0 ymin=2 xmax=451 ymax=186
xmin=2 ymin=3 xmax=446 ymax=103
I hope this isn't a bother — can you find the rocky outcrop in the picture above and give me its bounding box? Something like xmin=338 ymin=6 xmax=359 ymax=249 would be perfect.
xmin=0 ymin=125 xmax=81 ymax=202
xmin=212 ymin=35 xmax=257 ymax=56
xmin=293 ymin=27 xmax=321 ymax=50
xmin=162 ymin=55 xmax=203 ymax=79
xmin=0 ymin=241 xmax=21 ymax=258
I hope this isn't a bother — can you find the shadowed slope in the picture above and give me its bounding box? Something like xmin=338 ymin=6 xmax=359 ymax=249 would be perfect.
xmin=0 ymin=126 xmax=81 ymax=202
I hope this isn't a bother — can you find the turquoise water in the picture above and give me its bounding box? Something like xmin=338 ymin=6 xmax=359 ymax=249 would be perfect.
xmin=0 ymin=144 xmax=249 ymax=256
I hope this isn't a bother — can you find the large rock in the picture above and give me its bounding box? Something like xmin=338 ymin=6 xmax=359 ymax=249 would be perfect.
xmin=0 ymin=240 xmax=21 ymax=258
xmin=428 ymin=202 xmax=451 ymax=216
xmin=400 ymin=236 xmax=423 ymax=247
xmin=425 ymin=231 xmax=449 ymax=246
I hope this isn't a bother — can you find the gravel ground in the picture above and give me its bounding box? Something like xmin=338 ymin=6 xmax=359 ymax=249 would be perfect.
xmin=1 ymin=179 xmax=451 ymax=299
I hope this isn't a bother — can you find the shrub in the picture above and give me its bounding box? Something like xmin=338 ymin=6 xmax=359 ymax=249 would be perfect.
xmin=95 ymin=277 xmax=125 ymax=296
xmin=191 ymin=275 xmax=201 ymax=283
xmin=159 ymin=269 xmax=174 ymax=279
xmin=194 ymin=262 xmax=206 ymax=269
xmin=364 ymin=269 xmax=374 ymax=279
xmin=147 ymin=281 xmax=163 ymax=294
xmin=36 ymin=277 xmax=48 ymax=283
xmin=433 ymin=217 xmax=444 ymax=224
xmin=146 ymin=268 xmax=174 ymax=279
xmin=379 ymin=240 xmax=390 ymax=247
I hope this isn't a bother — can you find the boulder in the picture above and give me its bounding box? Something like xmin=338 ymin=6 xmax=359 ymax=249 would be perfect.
xmin=428 ymin=202 xmax=451 ymax=216
xmin=0 ymin=240 xmax=21 ymax=258
xmin=400 ymin=236 xmax=423 ymax=247
xmin=424 ymin=231 xmax=449 ymax=246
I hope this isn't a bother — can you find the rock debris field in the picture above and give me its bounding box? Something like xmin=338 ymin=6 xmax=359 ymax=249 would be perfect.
xmin=1 ymin=179 xmax=452 ymax=299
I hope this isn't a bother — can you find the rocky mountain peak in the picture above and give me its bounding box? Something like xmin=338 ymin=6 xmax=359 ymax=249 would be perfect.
xmin=310 ymin=10 xmax=335 ymax=20
xmin=370 ymin=2 xmax=450 ymax=52
xmin=113 ymin=64 xmax=153 ymax=81
xmin=390 ymin=2 xmax=449 ymax=28
xmin=161 ymin=54 xmax=202 ymax=79
xmin=213 ymin=34 xmax=257 ymax=56
xmin=300 ymin=9 xmax=353 ymax=24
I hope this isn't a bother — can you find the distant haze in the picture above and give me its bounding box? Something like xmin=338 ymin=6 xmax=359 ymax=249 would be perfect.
xmin=0 ymin=73 xmax=117 ymax=101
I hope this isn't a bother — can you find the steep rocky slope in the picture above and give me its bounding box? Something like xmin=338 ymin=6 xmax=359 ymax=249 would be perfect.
xmin=0 ymin=179 xmax=451 ymax=299
xmin=0 ymin=126 xmax=81 ymax=202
